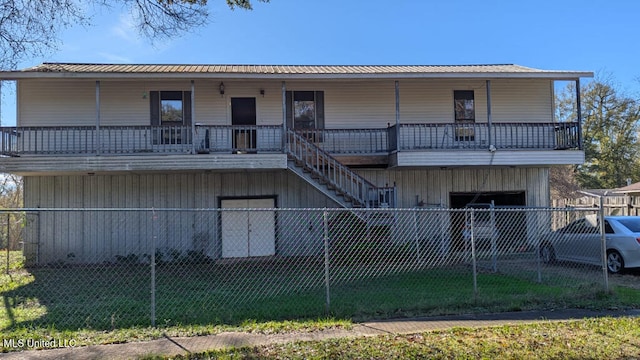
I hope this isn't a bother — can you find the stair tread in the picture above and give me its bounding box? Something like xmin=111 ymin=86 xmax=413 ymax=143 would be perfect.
xmin=287 ymin=134 xmax=395 ymax=208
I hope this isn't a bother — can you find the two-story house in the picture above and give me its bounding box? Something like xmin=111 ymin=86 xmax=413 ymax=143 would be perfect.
xmin=0 ymin=63 xmax=592 ymax=264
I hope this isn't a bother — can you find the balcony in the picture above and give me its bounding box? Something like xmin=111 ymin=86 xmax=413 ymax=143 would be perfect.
xmin=395 ymin=122 xmax=580 ymax=151
xmin=0 ymin=122 xmax=582 ymax=174
xmin=0 ymin=125 xmax=284 ymax=155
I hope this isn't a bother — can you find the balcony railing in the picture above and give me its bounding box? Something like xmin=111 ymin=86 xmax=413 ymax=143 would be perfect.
xmin=0 ymin=125 xmax=283 ymax=156
xmin=292 ymin=128 xmax=390 ymax=154
xmin=397 ymin=122 xmax=581 ymax=151
xmin=0 ymin=122 xmax=581 ymax=157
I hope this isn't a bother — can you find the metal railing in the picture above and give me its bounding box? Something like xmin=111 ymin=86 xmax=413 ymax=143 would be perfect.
xmin=293 ymin=128 xmax=390 ymax=154
xmin=202 ymin=125 xmax=282 ymax=153
xmin=0 ymin=125 xmax=283 ymax=155
xmin=398 ymin=122 xmax=581 ymax=150
xmin=286 ymin=130 xmax=396 ymax=208
xmin=0 ymin=122 xmax=581 ymax=156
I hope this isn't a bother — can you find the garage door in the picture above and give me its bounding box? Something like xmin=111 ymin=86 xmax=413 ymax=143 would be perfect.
xmin=221 ymin=198 xmax=275 ymax=258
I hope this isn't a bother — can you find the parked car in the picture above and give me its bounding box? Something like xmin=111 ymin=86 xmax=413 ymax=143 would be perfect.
xmin=462 ymin=203 xmax=499 ymax=245
xmin=539 ymin=215 xmax=640 ymax=274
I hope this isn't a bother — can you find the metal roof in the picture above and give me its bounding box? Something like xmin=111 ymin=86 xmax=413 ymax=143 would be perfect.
xmin=0 ymin=63 xmax=594 ymax=80
xmin=612 ymin=182 xmax=640 ymax=194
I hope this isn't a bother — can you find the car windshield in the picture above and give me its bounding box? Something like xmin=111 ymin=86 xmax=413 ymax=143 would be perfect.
xmin=465 ymin=204 xmax=492 ymax=223
xmin=616 ymin=218 xmax=640 ymax=233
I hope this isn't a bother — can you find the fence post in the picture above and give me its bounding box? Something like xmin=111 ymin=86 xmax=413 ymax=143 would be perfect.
xmin=5 ymin=213 xmax=9 ymax=274
xmin=323 ymin=210 xmax=331 ymax=313
xmin=413 ymin=210 xmax=421 ymax=265
xmin=151 ymin=209 xmax=157 ymax=327
xmin=598 ymin=196 xmax=609 ymax=292
xmin=536 ymin=210 xmax=542 ymax=283
xmin=471 ymin=210 xmax=478 ymax=298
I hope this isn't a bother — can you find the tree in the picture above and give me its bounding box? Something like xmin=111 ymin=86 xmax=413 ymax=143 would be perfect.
xmin=0 ymin=0 xmax=269 ymax=70
xmin=556 ymin=75 xmax=640 ymax=189
xmin=0 ymin=174 xmax=22 ymax=250
xmin=549 ymin=165 xmax=581 ymax=200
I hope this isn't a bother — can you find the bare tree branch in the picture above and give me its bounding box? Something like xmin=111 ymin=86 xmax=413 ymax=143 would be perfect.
xmin=0 ymin=0 xmax=269 ymax=70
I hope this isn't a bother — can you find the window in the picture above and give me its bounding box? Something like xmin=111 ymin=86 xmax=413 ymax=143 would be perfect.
xmin=150 ymin=91 xmax=192 ymax=126
xmin=285 ymin=91 xmax=325 ymax=141
xmin=454 ymin=90 xmax=475 ymax=122
xmin=160 ymin=92 xmax=184 ymax=123
xmin=617 ymin=218 xmax=640 ymax=232
xmin=604 ymin=221 xmax=614 ymax=234
xmin=149 ymin=91 xmax=192 ymax=145
xmin=293 ymin=91 xmax=316 ymax=130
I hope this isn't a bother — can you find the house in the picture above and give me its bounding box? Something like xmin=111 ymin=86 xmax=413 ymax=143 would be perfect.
xmin=0 ymin=63 xmax=592 ymax=264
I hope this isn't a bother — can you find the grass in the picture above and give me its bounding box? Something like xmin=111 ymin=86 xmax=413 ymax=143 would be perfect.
xmin=154 ymin=316 xmax=640 ymax=359
xmin=0 ymin=250 xmax=23 ymax=273
xmin=1 ymin=251 xmax=640 ymax=352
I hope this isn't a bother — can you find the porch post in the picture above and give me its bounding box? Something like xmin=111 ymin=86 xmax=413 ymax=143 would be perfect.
xmin=95 ymin=80 xmax=101 ymax=155
xmin=576 ymin=78 xmax=582 ymax=150
xmin=191 ymin=80 xmax=196 ymax=154
xmin=395 ymin=80 xmax=400 ymax=151
xmin=282 ymin=81 xmax=287 ymax=152
xmin=486 ymin=80 xmax=492 ymax=149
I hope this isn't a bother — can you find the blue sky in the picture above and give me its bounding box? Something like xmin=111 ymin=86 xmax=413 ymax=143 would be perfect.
xmin=1 ymin=0 xmax=639 ymax=125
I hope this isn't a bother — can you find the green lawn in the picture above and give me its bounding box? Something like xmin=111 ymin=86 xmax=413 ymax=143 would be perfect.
xmin=159 ymin=317 xmax=640 ymax=360
xmin=1 ymin=251 xmax=640 ymax=351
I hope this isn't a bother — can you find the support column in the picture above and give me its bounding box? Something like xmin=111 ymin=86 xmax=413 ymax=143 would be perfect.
xmin=282 ymin=81 xmax=287 ymax=152
xmin=95 ymin=80 xmax=101 ymax=155
xmin=486 ymin=80 xmax=492 ymax=149
xmin=576 ymin=78 xmax=583 ymax=150
xmin=191 ymin=80 xmax=196 ymax=154
xmin=395 ymin=80 xmax=400 ymax=151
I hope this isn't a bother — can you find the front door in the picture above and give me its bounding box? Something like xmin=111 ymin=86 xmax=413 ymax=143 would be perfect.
xmin=231 ymin=97 xmax=257 ymax=152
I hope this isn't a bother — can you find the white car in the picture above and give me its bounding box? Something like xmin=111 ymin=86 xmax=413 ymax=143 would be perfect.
xmin=463 ymin=203 xmax=499 ymax=246
xmin=539 ymin=215 xmax=640 ymax=274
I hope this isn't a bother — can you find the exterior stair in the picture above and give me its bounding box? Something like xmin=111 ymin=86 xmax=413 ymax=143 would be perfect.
xmin=285 ymin=130 xmax=396 ymax=209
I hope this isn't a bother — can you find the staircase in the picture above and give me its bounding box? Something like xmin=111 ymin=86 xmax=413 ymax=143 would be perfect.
xmin=286 ymin=130 xmax=396 ymax=209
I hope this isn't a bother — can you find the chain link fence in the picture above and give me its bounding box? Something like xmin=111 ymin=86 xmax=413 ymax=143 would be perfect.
xmin=1 ymin=206 xmax=619 ymax=332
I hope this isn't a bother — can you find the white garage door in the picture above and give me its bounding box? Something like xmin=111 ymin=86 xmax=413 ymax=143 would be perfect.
xmin=221 ymin=198 xmax=275 ymax=258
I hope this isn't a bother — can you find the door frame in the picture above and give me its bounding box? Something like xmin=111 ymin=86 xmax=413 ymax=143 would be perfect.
xmin=229 ymin=96 xmax=258 ymax=152
xmin=218 ymin=195 xmax=278 ymax=258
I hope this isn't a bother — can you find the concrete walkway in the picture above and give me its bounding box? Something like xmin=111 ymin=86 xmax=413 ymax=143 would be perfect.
xmin=3 ymin=309 xmax=640 ymax=360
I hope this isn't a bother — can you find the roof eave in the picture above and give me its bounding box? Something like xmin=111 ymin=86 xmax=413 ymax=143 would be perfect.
xmin=0 ymin=71 xmax=595 ymax=81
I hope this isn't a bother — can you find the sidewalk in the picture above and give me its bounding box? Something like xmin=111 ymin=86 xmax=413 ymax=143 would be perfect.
xmin=3 ymin=309 xmax=640 ymax=360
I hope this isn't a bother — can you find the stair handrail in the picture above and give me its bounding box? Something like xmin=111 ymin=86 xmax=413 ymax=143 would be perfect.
xmin=286 ymin=130 xmax=395 ymax=208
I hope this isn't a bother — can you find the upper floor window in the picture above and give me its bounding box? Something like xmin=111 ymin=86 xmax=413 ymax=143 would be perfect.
xmin=454 ymin=90 xmax=475 ymax=122
xmin=286 ymin=90 xmax=325 ymax=131
xmin=159 ymin=91 xmax=184 ymax=123
xmin=293 ymin=91 xmax=317 ymax=130
xmin=150 ymin=90 xmax=192 ymax=126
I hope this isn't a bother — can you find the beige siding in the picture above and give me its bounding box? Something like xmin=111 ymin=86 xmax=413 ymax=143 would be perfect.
xmin=19 ymin=80 xmax=96 ymax=126
xmin=18 ymin=79 xmax=280 ymax=127
xmin=17 ymin=78 xmax=553 ymax=128
xmin=356 ymin=167 xmax=550 ymax=208
xmin=355 ymin=167 xmax=549 ymax=250
xmin=23 ymin=171 xmax=338 ymax=263
xmin=399 ymin=79 xmax=487 ymax=123
xmin=490 ymin=80 xmax=552 ymax=122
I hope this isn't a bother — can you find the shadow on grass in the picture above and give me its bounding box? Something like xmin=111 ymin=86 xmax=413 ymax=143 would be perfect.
xmin=1 ymin=257 xmax=639 ymax=335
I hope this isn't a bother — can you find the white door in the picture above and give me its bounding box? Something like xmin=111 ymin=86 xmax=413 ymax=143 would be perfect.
xmin=221 ymin=199 xmax=250 ymax=258
xmin=221 ymin=198 xmax=275 ymax=258
xmin=247 ymin=198 xmax=276 ymax=257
